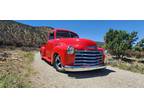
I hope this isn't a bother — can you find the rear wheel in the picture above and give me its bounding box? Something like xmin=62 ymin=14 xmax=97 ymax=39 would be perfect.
xmin=53 ymin=54 xmax=65 ymax=72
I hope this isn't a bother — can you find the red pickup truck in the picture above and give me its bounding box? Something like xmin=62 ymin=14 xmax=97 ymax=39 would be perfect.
xmin=40 ymin=29 xmax=106 ymax=72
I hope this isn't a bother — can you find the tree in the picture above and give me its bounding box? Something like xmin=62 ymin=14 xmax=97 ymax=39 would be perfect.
xmin=135 ymin=38 xmax=144 ymax=51
xmin=104 ymin=29 xmax=138 ymax=59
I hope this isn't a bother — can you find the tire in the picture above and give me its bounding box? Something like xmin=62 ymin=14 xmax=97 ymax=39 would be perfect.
xmin=53 ymin=54 xmax=65 ymax=72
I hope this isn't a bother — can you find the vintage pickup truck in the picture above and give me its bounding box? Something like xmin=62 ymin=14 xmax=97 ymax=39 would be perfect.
xmin=40 ymin=29 xmax=106 ymax=72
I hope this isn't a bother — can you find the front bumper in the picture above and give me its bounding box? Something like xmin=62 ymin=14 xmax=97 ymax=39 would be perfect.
xmin=64 ymin=64 xmax=106 ymax=72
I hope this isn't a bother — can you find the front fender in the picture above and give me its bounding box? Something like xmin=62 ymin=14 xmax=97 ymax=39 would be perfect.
xmin=51 ymin=45 xmax=67 ymax=65
xmin=97 ymin=47 xmax=105 ymax=61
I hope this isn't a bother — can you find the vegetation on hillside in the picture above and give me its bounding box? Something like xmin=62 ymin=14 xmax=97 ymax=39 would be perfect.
xmin=0 ymin=20 xmax=53 ymax=47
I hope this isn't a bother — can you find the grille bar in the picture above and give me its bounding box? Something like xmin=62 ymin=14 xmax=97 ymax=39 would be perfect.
xmin=75 ymin=56 xmax=102 ymax=59
xmin=74 ymin=63 xmax=100 ymax=66
xmin=75 ymin=59 xmax=103 ymax=63
xmin=75 ymin=53 xmax=102 ymax=56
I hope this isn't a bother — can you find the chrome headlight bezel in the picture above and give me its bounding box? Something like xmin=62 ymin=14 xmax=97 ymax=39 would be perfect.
xmin=67 ymin=46 xmax=75 ymax=54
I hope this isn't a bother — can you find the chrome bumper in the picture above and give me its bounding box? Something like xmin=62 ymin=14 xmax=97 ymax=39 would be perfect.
xmin=64 ymin=65 xmax=106 ymax=72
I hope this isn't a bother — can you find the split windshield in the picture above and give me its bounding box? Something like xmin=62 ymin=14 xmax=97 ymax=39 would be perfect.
xmin=56 ymin=31 xmax=79 ymax=39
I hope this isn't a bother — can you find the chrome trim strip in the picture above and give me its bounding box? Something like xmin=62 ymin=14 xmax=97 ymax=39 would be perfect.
xmin=64 ymin=65 xmax=106 ymax=72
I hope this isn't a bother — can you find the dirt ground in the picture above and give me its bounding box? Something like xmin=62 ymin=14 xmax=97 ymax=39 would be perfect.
xmin=31 ymin=52 xmax=144 ymax=88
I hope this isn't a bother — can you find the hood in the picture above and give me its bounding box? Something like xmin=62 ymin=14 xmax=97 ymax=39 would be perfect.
xmin=56 ymin=38 xmax=97 ymax=50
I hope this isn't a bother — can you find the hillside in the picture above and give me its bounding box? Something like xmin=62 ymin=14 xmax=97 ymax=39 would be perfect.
xmin=0 ymin=20 xmax=53 ymax=47
xmin=0 ymin=20 xmax=105 ymax=48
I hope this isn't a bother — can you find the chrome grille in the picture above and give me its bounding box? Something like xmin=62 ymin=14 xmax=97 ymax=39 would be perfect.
xmin=74 ymin=50 xmax=103 ymax=66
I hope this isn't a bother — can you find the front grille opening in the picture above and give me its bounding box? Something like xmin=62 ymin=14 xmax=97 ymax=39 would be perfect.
xmin=74 ymin=50 xmax=103 ymax=66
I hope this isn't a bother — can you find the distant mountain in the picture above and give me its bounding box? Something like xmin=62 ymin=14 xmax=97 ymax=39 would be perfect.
xmin=0 ymin=20 xmax=53 ymax=47
xmin=96 ymin=41 xmax=105 ymax=47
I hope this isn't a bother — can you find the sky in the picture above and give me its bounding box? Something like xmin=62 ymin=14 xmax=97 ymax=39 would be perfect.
xmin=16 ymin=20 xmax=144 ymax=42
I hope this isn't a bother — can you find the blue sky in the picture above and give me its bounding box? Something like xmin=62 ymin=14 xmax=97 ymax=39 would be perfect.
xmin=16 ymin=20 xmax=144 ymax=42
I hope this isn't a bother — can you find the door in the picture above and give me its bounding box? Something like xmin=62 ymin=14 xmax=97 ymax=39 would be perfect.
xmin=45 ymin=32 xmax=55 ymax=59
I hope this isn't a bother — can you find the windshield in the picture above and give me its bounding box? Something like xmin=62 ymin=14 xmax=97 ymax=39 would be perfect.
xmin=56 ymin=31 xmax=79 ymax=39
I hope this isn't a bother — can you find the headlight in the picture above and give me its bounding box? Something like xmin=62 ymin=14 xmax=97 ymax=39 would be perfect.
xmin=67 ymin=46 xmax=74 ymax=54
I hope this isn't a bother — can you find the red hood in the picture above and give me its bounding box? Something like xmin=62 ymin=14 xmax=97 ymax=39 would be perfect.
xmin=56 ymin=38 xmax=97 ymax=50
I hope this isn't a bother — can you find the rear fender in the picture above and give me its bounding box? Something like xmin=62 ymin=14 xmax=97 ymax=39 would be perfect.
xmin=40 ymin=45 xmax=46 ymax=56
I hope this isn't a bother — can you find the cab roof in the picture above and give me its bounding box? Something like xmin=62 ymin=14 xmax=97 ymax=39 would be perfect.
xmin=52 ymin=28 xmax=75 ymax=32
xmin=52 ymin=28 xmax=78 ymax=35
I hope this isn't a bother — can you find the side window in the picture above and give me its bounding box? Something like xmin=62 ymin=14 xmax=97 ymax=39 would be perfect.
xmin=49 ymin=32 xmax=54 ymax=40
xmin=56 ymin=31 xmax=69 ymax=38
xmin=69 ymin=32 xmax=78 ymax=38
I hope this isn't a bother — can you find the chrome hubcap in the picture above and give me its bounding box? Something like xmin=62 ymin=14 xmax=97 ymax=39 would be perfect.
xmin=55 ymin=55 xmax=63 ymax=70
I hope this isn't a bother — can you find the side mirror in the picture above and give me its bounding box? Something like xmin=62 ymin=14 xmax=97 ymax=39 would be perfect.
xmin=49 ymin=32 xmax=54 ymax=36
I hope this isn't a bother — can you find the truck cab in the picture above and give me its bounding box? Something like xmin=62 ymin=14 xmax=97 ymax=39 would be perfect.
xmin=40 ymin=29 xmax=106 ymax=72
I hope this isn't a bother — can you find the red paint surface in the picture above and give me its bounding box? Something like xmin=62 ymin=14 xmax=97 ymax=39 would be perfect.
xmin=40 ymin=29 xmax=105 ymax=66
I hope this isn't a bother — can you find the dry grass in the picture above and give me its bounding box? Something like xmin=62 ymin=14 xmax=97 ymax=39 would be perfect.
xmin=0 ymin=49 xmax=35 ymax=87
xmin=105 ymin=54 xmax=144 ymax=74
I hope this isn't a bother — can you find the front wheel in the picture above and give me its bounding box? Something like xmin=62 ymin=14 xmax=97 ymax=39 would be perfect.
xmin=53 ymin=54 xmax=65 ymax=72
